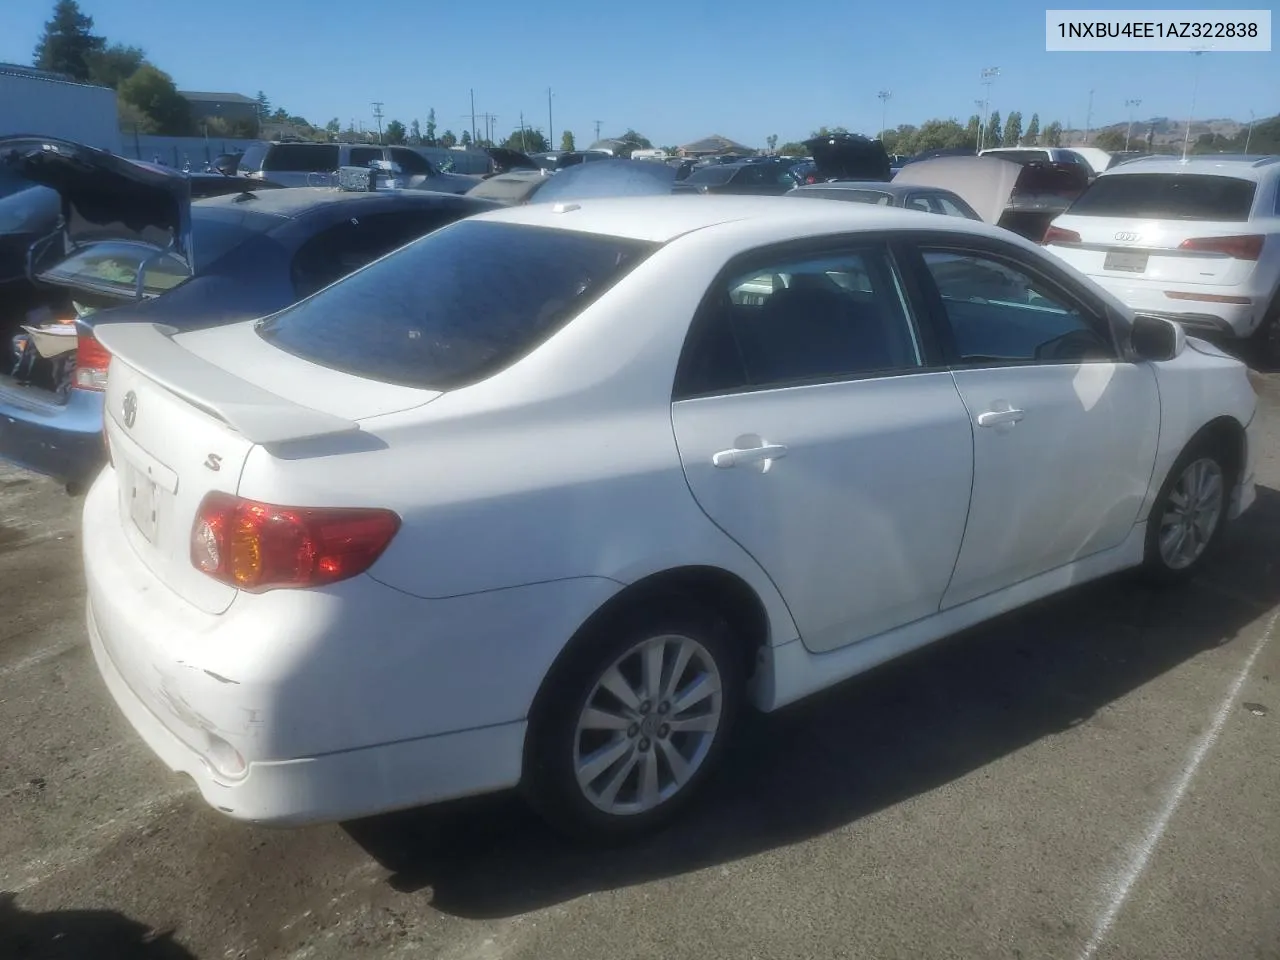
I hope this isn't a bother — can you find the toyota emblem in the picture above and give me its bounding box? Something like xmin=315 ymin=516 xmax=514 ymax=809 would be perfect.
xmin=122 ymin=390 xmax=138 ymax=428
xmin=1114 ymin=231 xmax=1140 ymax=242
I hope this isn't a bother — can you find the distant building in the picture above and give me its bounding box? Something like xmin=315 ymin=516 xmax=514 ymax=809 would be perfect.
xmin=179 ymin=91 xmax=259 ymax=128
xmin=0 ymin=61 xmax=121 ymax=153
xmin=679 ymin=134 xmax=755 ymax=157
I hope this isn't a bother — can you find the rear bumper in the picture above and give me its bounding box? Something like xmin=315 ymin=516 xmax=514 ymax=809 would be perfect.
xmin=0 ymin=385 xmax=105 ymax=484
xmin=1065 ymin=273 xmax=1264 ymax=339
xmin=81 ymin=467 xmax=615 ymax=825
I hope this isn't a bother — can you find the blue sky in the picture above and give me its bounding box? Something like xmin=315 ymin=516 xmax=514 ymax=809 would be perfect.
xmin=2 ymin=0 xmax=1274 ymax=147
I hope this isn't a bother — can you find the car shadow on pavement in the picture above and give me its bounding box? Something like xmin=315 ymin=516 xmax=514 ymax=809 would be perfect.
xmin=344 ymin=485 xmax=1280 ymax=921
xmin=0 ymin=891 xmax=195 ymax=960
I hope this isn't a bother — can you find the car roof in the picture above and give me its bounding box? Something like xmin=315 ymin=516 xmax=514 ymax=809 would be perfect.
xmin=1099 ymin=155 xmax=1280 ymax=181
xmin=469 ymin=194 xmax=1011 ymax=244
xmin=790 ymin=182 xmax=950 ymax=197
xmin=192 ymin=186 xmax=480 ymax=218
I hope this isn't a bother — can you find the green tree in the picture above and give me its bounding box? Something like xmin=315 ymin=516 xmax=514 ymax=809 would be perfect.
xmin=325 ymin=118 xmax=340 ymax=140
xmin=560 ymin=130 xmax=576 ymax=151
xmin=385 ymin=119 xmax=407 ymax=145
xmin=32 ymin=0 xmax=104 ymax=81
xmin=409 ymin=119 xmax=421 ymax=144
xmin=778 ymin=141 xmax=807 ymax=156
xmin=440 ymin=129 xmax=457 ymax=148
xmin=1025 ymin=113 xmax=1040 ymax=146
xmin=85 ymin=43 xmax=144 ymax=89
xmin=618 ymin=129 xmax=653 ymax=151
xmin=912 ymin=118 xmax=969 ymax=153
xmin=810 ymin=126 xmax=850 ymax=138
xmin=503 ymin=126 xmax=550 ymax=153
xmin=882 ymin=124 xmax=917 ymax=155
xmin=1044 ymin=120 xmax=1063 ymax=146
xmin=1094 ymin=129 xmax=1125 ymax=151
xmin=117 ymin=64 xmax=191 ymax=135
xmin=460 ymin=130 xmax=472 ymax=148
xmin=255 ymin=91 xmax=270 ymax=122
xmin=766 ymin=134 xmax=778 ymax=154
xmin=965 ymin=115 xmax=981 ymax=149
xmin=1003 ymin=111 xmax=1023 ymax=147
xmin=984 ymin=110 xmax=1002 ymax=148
xmin=425 ymin=108 xmax=437 ymax=145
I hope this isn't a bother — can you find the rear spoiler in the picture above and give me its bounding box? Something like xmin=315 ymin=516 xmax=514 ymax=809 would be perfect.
xmin=94 ymin=322 xmax=360 ymax=445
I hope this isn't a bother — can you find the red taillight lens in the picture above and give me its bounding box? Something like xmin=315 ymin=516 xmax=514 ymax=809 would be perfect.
xmin=1041 ymin=225 xmax=1082 ymax=245
xmin=191 ymin=492 xmax=400 ymax=591
xmin=74 ymin=329 xmax=112 ymax=391
xmin=1178 ymin=234 xmax=1265 ymax=261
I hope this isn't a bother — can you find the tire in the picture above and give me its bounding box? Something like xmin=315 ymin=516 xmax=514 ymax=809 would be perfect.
xmin=523 ymin=596 xmax=743 ymax=842
xmin=1142 ymin=440 xmax=1234 ymax=584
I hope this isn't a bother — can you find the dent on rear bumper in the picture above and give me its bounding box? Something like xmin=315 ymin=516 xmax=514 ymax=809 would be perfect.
xmin=82 ymin=468 xmax=616 ymax=823
xmin=0 ymin=386 xmax=105 ymax=482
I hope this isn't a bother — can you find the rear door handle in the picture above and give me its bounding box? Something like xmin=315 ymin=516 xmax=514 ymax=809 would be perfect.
xmin=976 ymin=408 xmax=1025 ymax=427
xmin=712 ymin=443 xmax=789 ymax=469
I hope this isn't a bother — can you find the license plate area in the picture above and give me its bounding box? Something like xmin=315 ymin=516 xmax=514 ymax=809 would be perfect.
xmin=1104 ymin=250 xmax=1149 ymax=273
xmin=123 ymin=461 xmax=160 ymax=543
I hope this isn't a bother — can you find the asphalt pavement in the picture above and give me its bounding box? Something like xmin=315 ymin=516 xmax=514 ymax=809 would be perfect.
xmin=2 ymin=370 xmax=1278 ymax=960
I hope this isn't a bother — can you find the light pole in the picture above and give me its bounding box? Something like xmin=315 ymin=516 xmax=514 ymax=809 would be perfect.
xmin=547 ymin=87 xmax=554 ymax=150
xmin=1083 ymin=88 xmax=1095 ymax=144
xmin=979 ymin=67 xmax=1000 ymax=151
xmin=1124 ymin=98 xmax=1143 ymax=151
xmin=877 ymin=90 xmax=892 ymax=141
xmin=1245 ymin=109 xmax=1256 ymax=153
xmin=1182 ymin=49 xmax=1207 ymax=159
xmin=974 ymin=99 xmax=987 ymax=150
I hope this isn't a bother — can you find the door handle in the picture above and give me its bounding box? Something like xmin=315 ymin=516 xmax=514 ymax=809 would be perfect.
xmin=712 ymin=443 xmax=789 ymax=469
xmin=976 ymin=408 xmax=1025 ymax=427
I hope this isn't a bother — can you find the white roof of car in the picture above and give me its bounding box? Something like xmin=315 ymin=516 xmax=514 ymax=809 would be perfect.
xmin=469 ymin=194 xmax=1012 ymax=245
xmin=1099 ymin=155 xmax=1280 ymax=182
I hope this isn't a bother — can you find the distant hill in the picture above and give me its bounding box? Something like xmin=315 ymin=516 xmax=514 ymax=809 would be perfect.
xmin=1062 ymin=116 xmax=1246 ymax=146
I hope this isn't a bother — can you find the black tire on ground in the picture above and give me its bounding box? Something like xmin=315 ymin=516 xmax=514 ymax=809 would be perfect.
xmin=1142 ymin=439 xmax=1235 ymax=584
xmin=522 ymin=595 xmax=744 ymax=842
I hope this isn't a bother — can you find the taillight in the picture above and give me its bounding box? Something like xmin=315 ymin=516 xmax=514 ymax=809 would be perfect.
xmin=1178 ymin=235 xmax=1265 ymax=261
xmin=74 ymin=329 xmax=112 ymax=391
xmin=191 ymin=492 xmax=400 ymax=591
xmin=1042 ymin=226 xmax=1082 ymax=245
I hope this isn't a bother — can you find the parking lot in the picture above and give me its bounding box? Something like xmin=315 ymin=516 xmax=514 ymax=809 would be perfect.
xmin=0 ymin=368 xmax=1276 ymax=960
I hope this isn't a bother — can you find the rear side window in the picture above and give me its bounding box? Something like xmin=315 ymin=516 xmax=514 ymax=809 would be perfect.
xmin=1068 ymin=173 xmax=1257 ymax=221
xmin=258 ymin=220 xmax=656 ymax=389
xmin=389 ymin=148 xmax=433 ymax=175
xmin=684 ymin=166 xmax=736 ymax=185
xmin=262 ymin=144 xmax=340 ymax=173
xmin=348 ymin=146 xmax=382 ymax=168
xmin=236 ymin=143 xmax=267 ymax=175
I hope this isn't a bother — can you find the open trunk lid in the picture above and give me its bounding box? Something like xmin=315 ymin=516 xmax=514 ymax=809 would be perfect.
xmin=804 ymin=134 xmax=892 ymax=182
xmin=95 ymin=321 xmax=436 ymax=614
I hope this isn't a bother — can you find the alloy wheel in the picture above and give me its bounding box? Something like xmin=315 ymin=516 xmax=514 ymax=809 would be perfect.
xmin=1158 ymin=456 xmax=1224 ymax=570
xmin=572 ymin=633 xmax=724 ymax=816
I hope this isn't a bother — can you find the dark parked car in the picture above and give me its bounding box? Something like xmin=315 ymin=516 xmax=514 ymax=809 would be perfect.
xmin=0 ymin=137 xmax=499 ymax=491
xmin=671 ymin=159 xmax=801 ymax=195
xmin=785 ymin=181 xmax=982 ymax=219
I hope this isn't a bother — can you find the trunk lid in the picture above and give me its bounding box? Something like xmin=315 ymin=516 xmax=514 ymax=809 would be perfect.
xmin=804 ymin=134 xmax=891 ymax=182
xmin=1046 ymin=172 xmax=1262 ymax=287
xmin=95 ymin=322 xmax=434 ymax=614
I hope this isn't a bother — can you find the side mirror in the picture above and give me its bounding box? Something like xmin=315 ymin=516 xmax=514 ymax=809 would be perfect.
xmin=1130 ymin=313 xmax=1184 ymax=362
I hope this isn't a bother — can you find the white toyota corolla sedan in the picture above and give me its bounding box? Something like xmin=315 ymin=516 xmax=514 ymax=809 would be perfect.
xmin=83 ymin=196 xmax=1258 ymax=838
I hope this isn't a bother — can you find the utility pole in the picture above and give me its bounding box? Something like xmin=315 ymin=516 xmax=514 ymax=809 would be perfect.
xmin=470 ymin=89 xmax=477 ymax=145
xmin=1182 ymin=48 xmax=1207 ymax=159
xmin=480 ymin=113 xmax=498 ymax=145
xmin=1083 ymin=88 xmax=1094 ymax=144
xmin=594 ymin=119 xmax=603 ymax=143
xmin=877 ymin=90 xmax=892 ymax=141
xmin=974 ymin=99 xmax=986 ymax=150
xmin=371 ymin=102 xmax=385 ymax=144
xmin=1124 ymin=98 xmax=1143 ymax=151
xmin=520 ymin=111 xmax=527 ymax=152
xmin=1245 ymin=109 xmax=1256 ymax=153
xmin=979 ymin=67 xmax=1000 ymax=151
xmin=547 ymin=88 xmax=554 ymax=150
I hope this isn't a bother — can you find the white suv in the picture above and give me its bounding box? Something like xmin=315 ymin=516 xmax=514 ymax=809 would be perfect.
xmin=1042 ymin=156 xmax=1280 ymax=356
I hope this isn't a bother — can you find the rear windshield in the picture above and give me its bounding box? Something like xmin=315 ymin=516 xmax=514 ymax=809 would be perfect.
xmin=190 ymin=206 xmax=283 ymax=270
xmin=987 ymin=150 xmax=1050 ymax=165
xmin=261 ymin=144 xmax=340 ymax=173
xmin=256 ymin=220 xmax=657 ymax=389
xmin=1068 ymin=173 xmax=1257 ymax=221
xmin=795 ymin=188 xmax=893 ymax=205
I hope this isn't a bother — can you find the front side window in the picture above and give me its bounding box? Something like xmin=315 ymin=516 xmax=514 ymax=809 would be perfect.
xmin=675 ymin=247 xmax=921 ymax=397
xmin=389 ymin=148 xmax=433 ymax=175
xmin=920 ymin=249 xmax=1114 ymax=365
xmin=262 ymin=220 xmax=656 ymax=389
